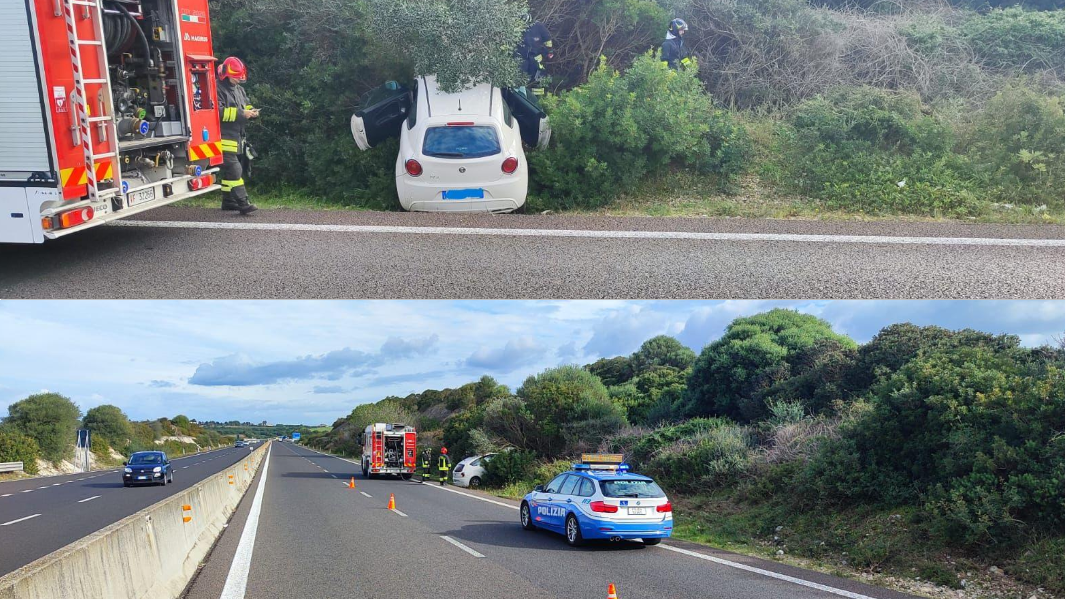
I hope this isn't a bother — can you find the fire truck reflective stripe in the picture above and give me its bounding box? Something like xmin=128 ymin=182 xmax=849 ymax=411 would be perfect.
xmin=95 ymin=161 xmax=113 ymax=181
xmin=220 ymin=139 xmax=239 ymax=152
xmin=188 ymin=143 xmax=222 ymax=161
xmin=60 ymin=161 xmax=111 ymax=188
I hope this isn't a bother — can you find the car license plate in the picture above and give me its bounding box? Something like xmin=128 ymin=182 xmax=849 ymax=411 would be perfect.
xmin=127 ymin=187 xmax=156 ymax=207
xmin=628 ymin=507 xmax=646 ymax=515
xmin=441 ymin=188 xmax=484 ymax=200
xmin=137 ymin=476 xmax=147 ymax=480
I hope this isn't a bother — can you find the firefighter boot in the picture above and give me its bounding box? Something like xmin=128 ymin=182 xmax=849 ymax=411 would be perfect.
xmin=237 ymin=201 xmax=258 ymax=215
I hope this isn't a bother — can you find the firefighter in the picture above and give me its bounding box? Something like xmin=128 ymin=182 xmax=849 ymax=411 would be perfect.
xmin=661 ymin=18 xmax=689 ymax=70
xmin=516 ymin=13 xmax=553 ymax=85
xmin=438 ymin=447 xmax=451 ymax=486
xmin=421 ymin=449 xmax=432 ymax=482
xmin=216 ymin=56 xmax=258 ymax=214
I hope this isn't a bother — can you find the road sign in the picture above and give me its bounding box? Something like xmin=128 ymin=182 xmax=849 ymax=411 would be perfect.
xmin=292 ymin=432 xmax=301 ymax=441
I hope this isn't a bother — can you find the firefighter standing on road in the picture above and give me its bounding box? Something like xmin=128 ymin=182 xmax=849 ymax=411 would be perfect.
xmin=661 ymin=18 xmax=689 ymax=69
xmin=217 ymin=57 xmax=258 ymax=215
xmin=438 ymin=447 xmax=451 ymax=486
xmin=421 ymin=449 xmax=432 ymax=482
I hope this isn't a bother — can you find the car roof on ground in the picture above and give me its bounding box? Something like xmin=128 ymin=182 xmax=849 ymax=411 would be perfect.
xmin=422 ymin=75 xmax=494 ymax=118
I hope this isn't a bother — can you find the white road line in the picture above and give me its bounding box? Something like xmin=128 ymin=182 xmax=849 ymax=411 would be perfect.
xmin=390 ymin=508 xmax=408 ymax=517
xmin=1 ymin=514 xmax=41 ymax=526
xmin=37 ymin=486 xmax=48 ymax=489
xmin=221 ymin=445 xmax=271 ymax=600
xmin=421 ymin=481 xmax=518 ymax=510
xmin=359 ymin=491 xmax=372 ymax=498
xmin=657 ymin=544 xmax=870 ymax=599
xmin=1 ymin=494 xmax=10 ymax=497
xmin=77 ymin=495 xmax=101 ymax=503
xmin=51 ymin=483 xmax=61 ymax=486
xmin=182 ymin=466 xmax=189 ymax=469
xmin=440 ymin=535 xmax=485 ymax=558
xmin=110 ymin=219 xmax=1064 ymax=248
xmin=19 ymin=490 xmax=31 ymax=494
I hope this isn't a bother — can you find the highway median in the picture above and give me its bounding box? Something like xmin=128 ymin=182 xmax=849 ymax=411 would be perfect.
xmin=0 ymin=443 xmax=269 ymax=599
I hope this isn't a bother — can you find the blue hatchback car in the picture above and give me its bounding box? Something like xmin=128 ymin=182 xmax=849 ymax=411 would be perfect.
xmin=520 ymin=454 xmax=672 ymax=546
xmin=122 ymin=451 xmax=173 ymax=487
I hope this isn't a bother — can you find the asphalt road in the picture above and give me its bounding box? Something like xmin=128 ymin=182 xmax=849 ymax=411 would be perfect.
xmin=1 ymin=208 xmax=1061 ymax=299
xmin=0 ymin=443 xmax=261 ymax=576
xmin=185 ymin=442 xmax=905 ymax=599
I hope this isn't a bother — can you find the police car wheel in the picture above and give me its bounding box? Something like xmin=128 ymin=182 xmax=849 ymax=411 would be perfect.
xmin=565 ymin=514 xmax=584 ymax=546
xmin=520 ymin=502 xmax=536 ymax=530
xmin=643 ymin=538 xmax=662 ymax=546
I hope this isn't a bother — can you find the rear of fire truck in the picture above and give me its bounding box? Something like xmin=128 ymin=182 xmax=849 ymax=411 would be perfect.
xmin=0 ymin=0 xmax=223 ymax=243
xmin=361 ymin=423 xmax=418 ymax=479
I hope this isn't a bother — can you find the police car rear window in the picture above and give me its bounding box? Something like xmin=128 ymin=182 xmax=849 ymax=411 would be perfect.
xmin=423 ymin=126 xmax=500 ymax=158
xmin=600 ymin=479 xmax=664 ymax=498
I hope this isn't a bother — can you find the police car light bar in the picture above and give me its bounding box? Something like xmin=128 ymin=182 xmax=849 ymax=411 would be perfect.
xmin=575 ymin=454 xmax=629 ymax=473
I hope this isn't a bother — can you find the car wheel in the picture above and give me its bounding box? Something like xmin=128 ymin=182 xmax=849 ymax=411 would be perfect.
xmin=643 ymin=538 xmax=662 ymax=546
xmin=565 ymin=514 xmax=584 ymax=547
xmin=520 ymin=502 xmax=536 ymax=531
xmin=169 ymin=472 xmax=174 ymax=484
xmin=160 ymin=474 xmax=167 ymax=486
xmin=469 ymin=476 xmax=481 ymax=488
xmin=123 ymin=483 xmax=130 ymax=488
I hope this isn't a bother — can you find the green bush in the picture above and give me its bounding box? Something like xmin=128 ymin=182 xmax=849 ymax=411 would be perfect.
xmin=683 ymin=309 xmax=857 ymax=422
xmin=960 ymin=8 xmax=1065 ymax=77
xmin=645 ymin=421 xmax=755 ymax=492
xmin=529 ymin=52 xmax=748 ymax=209
xmin=4 ymin=393 xmax=81 ymax=462
xmin=0 ymin=429 xmax=40 ymax=475
xmin=771 ymin=87 xmax=981 ymax=217
xmin=961 ymin=83 xmax=1065 ymax=209
xmin=483 ymin=449 xmax=537 ymax=486
xmin=630 ymin=335 xmax=696 ymax=375
xmin=82 ymin=404 xmax=133 ymax=448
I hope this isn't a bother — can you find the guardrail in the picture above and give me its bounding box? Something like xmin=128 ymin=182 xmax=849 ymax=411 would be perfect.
xmin=0 ymin=442 xmax=270 ymax=599
xmin=0 ymin=462 xmax=23 ymax=473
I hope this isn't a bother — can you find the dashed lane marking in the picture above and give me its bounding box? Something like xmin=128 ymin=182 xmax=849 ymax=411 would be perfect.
xmin=1 ymin=514 xmax=41 ymax=526
xmin=110 ymin=220 xmax=1065 ymax=248
xmin=440 ymin=535 xmax=485 ymax=558
xmin=77 ymin=496 xmax=100 ymax=503
xmin=390 ymin=508 xmax=408 ymax=517
xmin=359 ymin=491 xmax=372 ymax=498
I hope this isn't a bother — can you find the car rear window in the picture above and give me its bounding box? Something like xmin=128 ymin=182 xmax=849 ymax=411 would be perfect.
xmin=423 ymin=125 xmax=500 ymax=158
xmin=599 ymin=479 xmax=665 ymax=498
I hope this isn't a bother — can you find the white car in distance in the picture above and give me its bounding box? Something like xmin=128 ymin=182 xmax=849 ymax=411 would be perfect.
xmin=452 ymin=453 xmax=496 ymax=488
xmin=351 ymin=76 xmax=550 ymax=213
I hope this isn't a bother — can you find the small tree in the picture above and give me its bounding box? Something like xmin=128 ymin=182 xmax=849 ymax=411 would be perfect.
xmin=630 ymin=336 xmax=696 ymax=375
xmin=366 ymin=0 xmax=528 ymax=93
xmin=82 ymin=405 xmax=133 ymax=448
xmin=4 ymin=393 xmax=81 ymax=462
xmin=0 ymin=428 xmax=40 ymax=475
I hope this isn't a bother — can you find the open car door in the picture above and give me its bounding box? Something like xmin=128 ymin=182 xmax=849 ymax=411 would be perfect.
xmin=502 ymin=88 xmax=551 ymax=149
xmin=351 ymin=82 xmax=411 ymax=150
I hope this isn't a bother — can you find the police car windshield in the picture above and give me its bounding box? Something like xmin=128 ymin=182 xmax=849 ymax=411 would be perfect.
xmin=600 ymin=479 xmax=664 ymax=498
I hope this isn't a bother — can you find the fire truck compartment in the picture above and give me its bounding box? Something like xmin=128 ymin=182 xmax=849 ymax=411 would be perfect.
xmin=382 ymin=436 xmax=405 ymax=468
xmin=0 ymin=0 xmax=53 ymax=184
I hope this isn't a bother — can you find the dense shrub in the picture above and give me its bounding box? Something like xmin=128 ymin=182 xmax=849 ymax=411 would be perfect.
xmin=483 ymin=449 xmax=537 ymax=486
xmin=0 ymin=429 xmax=40 ymax=475
xmin=960 ymin=83 xmax=1065 ymax=208
xmin=586 ymin=356 xmax=635 ymax=386
xmin=529 ymin=53 xmax=748 ymax=208
xmin=4 ymin=393 xmax=81 ymax=462
xmin=683 ymin=309 xmax=856 ymax=422
xmin=630 ymin=335 xmax=697 ymax=374
xmin=645 ymin=421 xmax=755 ymax=492
xmin=82 ymin=404 xmax=133 ymax=448
xmin=960 ymin=8 xmax=1065 ymax=77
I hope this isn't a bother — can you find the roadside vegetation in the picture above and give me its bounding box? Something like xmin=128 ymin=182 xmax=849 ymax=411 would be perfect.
xmin=207 ymin=0 xmax=1063 ymax=222
xmin=0 ymin=394 xmax=233 ymax=476
xmin=306 ymin=310 xmax=1065 ymax=598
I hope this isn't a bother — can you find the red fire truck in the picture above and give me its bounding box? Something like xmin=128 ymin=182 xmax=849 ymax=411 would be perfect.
xmin=360 ymin=423 xmax=417 ymax=479
xmin=1 ymin=0 xmax=223 ymax=243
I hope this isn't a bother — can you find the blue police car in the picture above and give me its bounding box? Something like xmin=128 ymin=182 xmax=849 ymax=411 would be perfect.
xmin=519 ymin=454 xmax=672 ymax=547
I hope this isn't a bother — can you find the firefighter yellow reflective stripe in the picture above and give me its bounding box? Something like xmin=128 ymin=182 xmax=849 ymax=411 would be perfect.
xmin=220 ymin=139 xmax=239 ymax=152
xmin=222 ymin=107 xmax=237 ymax=122
xmin=220 ymin=178 xmax=244 ymax=192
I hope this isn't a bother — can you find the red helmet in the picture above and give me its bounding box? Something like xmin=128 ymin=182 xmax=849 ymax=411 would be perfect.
xmin=217 ymin=57 xmax=247 ymax=82
xmin=441 ymin=447 xmax=448 ymax=455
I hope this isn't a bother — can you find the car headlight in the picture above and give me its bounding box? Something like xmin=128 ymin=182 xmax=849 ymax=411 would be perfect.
xmin=124 ymin=467 xmax=132 ymax=473
xmin=153 ymin=466 xmax=162 ymax=473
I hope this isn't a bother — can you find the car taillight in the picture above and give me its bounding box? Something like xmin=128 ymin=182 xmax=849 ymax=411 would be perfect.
xmin=57 ymin=206 xmax=94 ymax=230
xmin=657 ymin=502 xmax=672 ymax=513
xmin=590 ymin=501 xmax=618 ymax=513
xmin=405 ymin=159 xmax=423 ymax=177
xmin=501 ymin=156 xmax=519 ymax=174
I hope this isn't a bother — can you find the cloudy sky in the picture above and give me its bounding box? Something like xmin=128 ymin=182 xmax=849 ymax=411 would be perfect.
xmin=0 ymin=300 xmax=1061 ymax=425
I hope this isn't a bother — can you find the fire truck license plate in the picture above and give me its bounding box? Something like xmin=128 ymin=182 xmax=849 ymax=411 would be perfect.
xmin=127 ymin=187 xmax=156 ymax=207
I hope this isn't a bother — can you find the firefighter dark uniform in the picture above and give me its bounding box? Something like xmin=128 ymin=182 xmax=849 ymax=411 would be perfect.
xmin=438 ymin=452 xmax=451 ymax=486
xmin=516 ymin=18 xmax=552 ymax=84
xmin=661 ymin=19 xmax=689 ymax=70
xmin=421 ymin=451 xmax=432 ymax=482
xmin=216 ymin=57 xmax=257 ymax=214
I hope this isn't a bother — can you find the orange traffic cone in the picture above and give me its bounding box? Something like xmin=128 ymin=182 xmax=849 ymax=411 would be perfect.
xmin=348 ymin=477 xmax=356 ymax=489
xmin=607 ymin=583 xmax=618 ymax=599
xmin=387 ymin=493 xmax=396 ymax=510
